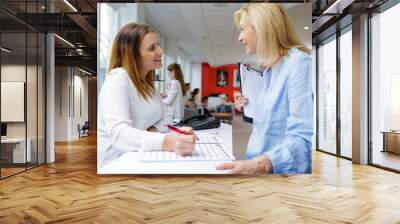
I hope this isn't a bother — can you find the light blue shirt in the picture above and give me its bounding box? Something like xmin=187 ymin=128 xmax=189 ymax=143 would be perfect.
xmin=246 ymin=48 xmax=313 ymax=174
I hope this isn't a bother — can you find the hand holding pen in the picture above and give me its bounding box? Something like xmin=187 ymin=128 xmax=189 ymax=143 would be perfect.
xmin=167 ymin=125 xmax=199 ymax=140
xmin=163 ymin=125 xmax=197 ymax=156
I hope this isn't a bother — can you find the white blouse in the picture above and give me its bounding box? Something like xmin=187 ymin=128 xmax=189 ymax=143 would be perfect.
xmin=183 ymin=92 xmax=191 ymax=104
xmin=97 ymin=68 xmax=170 ymax=168
xmin=163 ymin=80 xmax=184 ymax=120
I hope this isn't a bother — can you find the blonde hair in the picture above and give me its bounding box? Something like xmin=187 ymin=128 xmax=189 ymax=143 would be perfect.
xmin=234 ymin=3 xmax=310 ymax=67
xmin=167 ymin=63 xmax=188 ymax=96
xmin=108 ymin=23 xmax=155 ymax=101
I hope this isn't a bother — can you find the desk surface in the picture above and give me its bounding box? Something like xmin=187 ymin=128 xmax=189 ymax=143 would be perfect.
xmin=1 ymin=138 xmax=27 ymax=143
xmin=381 ymin=131 xmax=400 ymax=134
xmin=98 ymin=123 xmax=232 ymax=174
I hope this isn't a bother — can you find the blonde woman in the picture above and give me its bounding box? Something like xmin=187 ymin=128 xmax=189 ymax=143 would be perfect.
xmin=163 ymin=63 xmax=188 ymax=120
xmin=98 ymin=23 xmax=196 ymax=167
xmin=216 ymin=3 xmax=313 ymax=174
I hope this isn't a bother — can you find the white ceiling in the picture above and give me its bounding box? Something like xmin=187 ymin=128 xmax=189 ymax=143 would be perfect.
xmin=144 ymin=3 xmax=311 ymax=67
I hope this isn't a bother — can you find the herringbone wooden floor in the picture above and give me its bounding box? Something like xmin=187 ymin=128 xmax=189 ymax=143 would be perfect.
xmin=1 ymin=135 xmax=400 ymax=223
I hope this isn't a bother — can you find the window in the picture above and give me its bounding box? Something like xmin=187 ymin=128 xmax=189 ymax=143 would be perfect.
xmin=340 ymin=28 xmax=352 ymax=158
xmin=0 ymin=1 xmax=46 ymax=179
xmin=371 ymin=2 xmax=400 ymax=171
xmin=317 ymin=36 xmax=337 ymax=154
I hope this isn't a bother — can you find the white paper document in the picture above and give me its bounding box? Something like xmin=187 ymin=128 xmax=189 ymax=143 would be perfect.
xmin=98 ymin=123 xmax=233 ymax=174
xmin=239 ymin=63 xmax=264 ymax=119
xmin=140 ymin=134 xmax=233 ymax=162
xmin=195 ymin=133 xmax=222 ymax=144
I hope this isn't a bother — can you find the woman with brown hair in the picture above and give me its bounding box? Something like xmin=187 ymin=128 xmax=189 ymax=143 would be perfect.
xmin=98 ymin=23 xmax=196 ymax=168
xmin=163 ymin=63 xmax=188 ymax=120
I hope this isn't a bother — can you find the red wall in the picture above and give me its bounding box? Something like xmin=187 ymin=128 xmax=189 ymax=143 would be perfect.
xmin=201 ymin=63 xmax=240 ymax=101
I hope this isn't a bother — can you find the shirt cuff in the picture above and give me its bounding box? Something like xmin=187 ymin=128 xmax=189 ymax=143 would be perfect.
xmin=263 ymin=145 xmax=284 ymax=174
xmin=140 ymin=131 xmax=165 ymax=152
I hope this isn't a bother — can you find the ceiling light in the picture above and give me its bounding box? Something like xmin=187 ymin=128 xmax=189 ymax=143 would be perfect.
xmin=304 ymin=26 xmax=309 ymax=30
xmin=323 ymin=0 xmax=341 ymax=14
xmin=78 ymin=67 xmax=93 ymax=76
xmin=41 ymin=5 xmax=45 ymax=10
xmin=54 ymin=34 xmax=75 ymax=48
xmin=322 ymin=0 xmax=355 ymax=14
xmin=1 ymin=47 xmax=11 ymax=53
xmin=63 ymin=0 xmax=78 ymax=12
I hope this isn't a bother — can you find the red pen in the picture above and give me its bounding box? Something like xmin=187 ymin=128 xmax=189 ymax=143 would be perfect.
xmin=166 ymin=124 xmax=191 ymax=135
xmin=166 ymin=125 xmax=199 ymax=140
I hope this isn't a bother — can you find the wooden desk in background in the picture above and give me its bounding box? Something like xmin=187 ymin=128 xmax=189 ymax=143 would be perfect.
xmin=0 ymin=138 xmax=32 ymax=164
xmin=214 ymin=112 xmax=233 ymax=124
xmin=381 ymin=131 xmax=400 ymax=154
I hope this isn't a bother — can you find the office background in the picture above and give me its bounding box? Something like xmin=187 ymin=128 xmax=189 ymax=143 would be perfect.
xmin=0 ymin=1 xmax=46 ymax=177
xmin=0 ymin=0 xmax=98 ymax=179
xmin=0 ymin=0 xmax=399 ymax=178
xmin=0 ymin=1 xmax=400 ymax=223
xmin=313 ymin=1 xmax=400 ymax=172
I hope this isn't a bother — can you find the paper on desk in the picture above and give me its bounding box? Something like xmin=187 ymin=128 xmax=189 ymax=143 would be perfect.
xmin=239 ymin=64 xmax=263 ymax=119
xmin=140 ymin=133 xmax=233 ymax=162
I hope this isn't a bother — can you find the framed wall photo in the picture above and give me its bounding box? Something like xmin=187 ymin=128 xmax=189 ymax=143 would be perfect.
xmin=217 ymin=69 xmax=228 ymax=87
xmin=233 ymin=69 xmax=240 ymax=88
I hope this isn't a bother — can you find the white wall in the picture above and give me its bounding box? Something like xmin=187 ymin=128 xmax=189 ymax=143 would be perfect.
xmin=1 ymin=63 xmax=46 ymax=163
xmin=55 ymin=67 xmax=68 ymax=141
xmin=72 ymin=73 xmax=89 ymax=138
xmin=1 ymin=65 xmax=39 ymax=137
xmin=190 ymin=63 xmax=202 ymax=96
xmin=75 ymin=74 xmax=89 ymax=125
xmin=55 ymin=67 xmax=89 ymax=141
xmin=98 ymin=3 xmax=146 ymax=90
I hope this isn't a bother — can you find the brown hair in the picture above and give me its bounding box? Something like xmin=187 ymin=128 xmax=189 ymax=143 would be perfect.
xmin=234 ymin=3 xmax=310 ymax=67
xmin=167 ymin=63 xmax=188 ymax=96
xmin=108 ymin=23 xmax=155 ymax=100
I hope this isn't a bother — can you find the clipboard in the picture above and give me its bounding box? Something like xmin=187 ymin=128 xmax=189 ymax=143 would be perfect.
xmin=237 ymin=63 xmax=263 ymax=123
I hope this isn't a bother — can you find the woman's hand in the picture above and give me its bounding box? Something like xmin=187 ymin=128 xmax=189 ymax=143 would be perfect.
xmin=234 ymin=91 xmax=248 ymax=111
xmin=215 ymin=155 xmax=273 ymax=174
xmin=162 ymin=127 xmax=196 ymax=156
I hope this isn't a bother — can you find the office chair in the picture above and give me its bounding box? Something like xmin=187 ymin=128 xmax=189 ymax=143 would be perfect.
xmin=79 ymin=121 xmax=90 ymax=138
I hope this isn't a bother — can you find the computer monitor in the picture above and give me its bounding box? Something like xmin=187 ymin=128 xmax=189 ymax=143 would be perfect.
xmin=1 ymin=123 xmax=7 ymax=137
xmin=207 ymin=96 xmax=224 ymax=111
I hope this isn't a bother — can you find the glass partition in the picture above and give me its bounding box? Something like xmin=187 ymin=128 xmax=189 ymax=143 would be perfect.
xmin=0 ymin=1 xmax=46 ymax=179
xmin=317 ymin=36 xmax=337 ymax=155
xmin=1 ymin=30 xmax=28 ymax=177
xmin=27 ymin=30 xmax=38 ymax=169
xmin=339 ymin=28 xmax=352 ymax=158
xmin=371 ymin=3 xmax=400 ymax=171
xmin=37 ymin=32 xmax=46 ymax=165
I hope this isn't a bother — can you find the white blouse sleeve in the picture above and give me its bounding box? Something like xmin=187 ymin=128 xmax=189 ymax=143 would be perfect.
xmin=163 ymin=81 xmax=178 ymax=105
xmin=183 ymin=92 xmax=191 ymax=103
xmin=101 ymin=75 xmax=165 ymax=152
xmin=153 ymin=95 xmax=171 ymax=133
